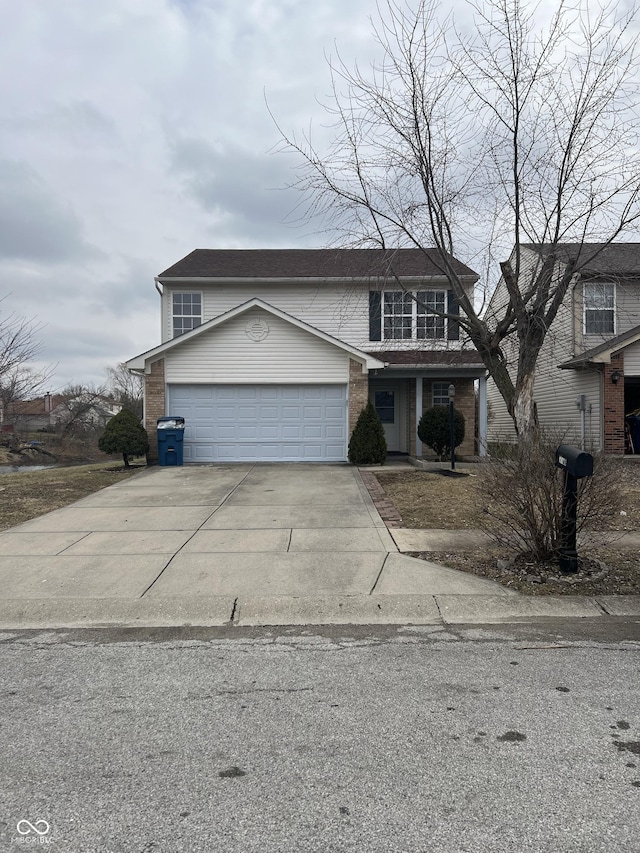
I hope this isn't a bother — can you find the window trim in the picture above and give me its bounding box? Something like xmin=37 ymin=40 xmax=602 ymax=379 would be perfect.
xmin=172 ymin=291 xmax=203 ymax=338
xmin=381 ymin=289 xmax=448 ymax=341
xmin=583 ymin=281 xmax=615 ymax=336
xmin=432 ymin=381 xmax=450 ymax=407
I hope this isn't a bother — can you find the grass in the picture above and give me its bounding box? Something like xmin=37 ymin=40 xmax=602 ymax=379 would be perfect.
xmin=0 ymin=461 xmax=145 ymax=530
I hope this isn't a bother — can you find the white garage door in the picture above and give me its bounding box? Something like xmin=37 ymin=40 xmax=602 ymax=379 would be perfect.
xmin=167 ymin=384 xmax=348 ymax=462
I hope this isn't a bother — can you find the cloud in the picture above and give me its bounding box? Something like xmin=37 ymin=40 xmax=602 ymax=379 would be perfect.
xmin=0 ymin=160 xmax=97 ymax=264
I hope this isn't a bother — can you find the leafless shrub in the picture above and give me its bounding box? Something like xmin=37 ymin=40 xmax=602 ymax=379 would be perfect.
xmin=481 ymin=435 xmax=624 ymax=560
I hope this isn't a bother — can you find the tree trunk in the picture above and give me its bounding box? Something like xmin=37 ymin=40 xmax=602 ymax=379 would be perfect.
xmin=512 ymin=371 xmax=538 ymax=440
xmin=122 ymin=453 xmax=130 ymax=468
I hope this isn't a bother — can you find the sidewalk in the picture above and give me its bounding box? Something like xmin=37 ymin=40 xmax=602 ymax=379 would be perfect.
xmin=0 ymin=463 xmax=638 ymax=629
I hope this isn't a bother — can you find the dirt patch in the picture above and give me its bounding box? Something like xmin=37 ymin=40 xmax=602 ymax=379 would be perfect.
xmin=372 ymin=466 xmax=640 ymax=596
xmin=0 ymin=461 xmax=145 ymax=530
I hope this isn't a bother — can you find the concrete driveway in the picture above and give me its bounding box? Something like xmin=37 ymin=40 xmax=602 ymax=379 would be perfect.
xmin=0 ymin=463 xmax=539 ymax=628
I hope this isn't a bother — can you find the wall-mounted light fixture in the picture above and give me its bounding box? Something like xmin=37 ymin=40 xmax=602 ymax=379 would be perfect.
xmin=611 ymin=369 xmax=623 ymax=384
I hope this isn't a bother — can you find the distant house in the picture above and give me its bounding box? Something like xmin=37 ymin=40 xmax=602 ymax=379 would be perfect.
xmin=486 ymin=243 xmax=640 ymax=454
xmin=126 ymin=248 xmax=489 ymax=463
xmin=4 ymin=392 xmax=121 ymax=433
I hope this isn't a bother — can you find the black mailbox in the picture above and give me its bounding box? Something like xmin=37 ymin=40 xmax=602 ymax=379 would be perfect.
xmin=555 ymin=445 xmax=593 ymax=479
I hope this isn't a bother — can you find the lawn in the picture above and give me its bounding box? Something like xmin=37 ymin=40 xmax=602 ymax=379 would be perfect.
xmin=0 ymin=462 xmax=145 ymax=530
xmin=374 ymin=465 xmax=640 ymax=595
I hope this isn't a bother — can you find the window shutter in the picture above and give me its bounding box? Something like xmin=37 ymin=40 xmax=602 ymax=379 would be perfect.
xmin=369 ymin=291 xmax=382 ymax=341
xmin=447 ymin=291 xmax=460 ymax=341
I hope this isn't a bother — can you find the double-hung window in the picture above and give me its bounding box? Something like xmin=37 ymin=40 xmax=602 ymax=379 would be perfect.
xmin=172 ymin=292 xmax=202 ymax=337
xmin=584 ymin=283 xmax=615 ymax=335
xmin=432 ymin=382 xmax=450 ymax=407
xmin=382 ymin=290 xmax=447 ymax=340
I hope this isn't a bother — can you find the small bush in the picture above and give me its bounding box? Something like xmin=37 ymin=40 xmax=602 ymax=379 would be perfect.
xmin=418 ymin=406 xmax=465 ymax=459
xmin=348 ymin=400 xmax=387 ymax=465
xmin=98 ymin=408 xmax=149 ymax=467
xmin=481 ymin=433 xmax=623 ymax=560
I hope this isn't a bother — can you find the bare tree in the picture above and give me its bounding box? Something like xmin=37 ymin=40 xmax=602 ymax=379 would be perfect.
xmin=106 ymin=363 xmax=143 ymax=419
xmin=0 ymin=305 xmax=53 ymax=423
xmin=277 ymin=0 xmax=640 ymax=441
xmin=56 ymin=384 xmax=111 ymax=436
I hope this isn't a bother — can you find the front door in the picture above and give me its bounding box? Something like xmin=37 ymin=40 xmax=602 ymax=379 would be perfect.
xmin=373 ymin=388 xmax=400 ymax=452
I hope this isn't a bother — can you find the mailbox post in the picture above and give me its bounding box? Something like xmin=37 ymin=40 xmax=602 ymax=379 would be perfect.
xmin=448 ymin=384 xmax=456 ymax=471
xmin=555 ymin=445 xmax=593 ymax=573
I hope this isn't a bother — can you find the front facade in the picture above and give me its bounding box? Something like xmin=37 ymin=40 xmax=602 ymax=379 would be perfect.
xmin=127 ymin=249 xmax=488 ymax=463
xmin=486 ymin=243 xmax=640 ymax=454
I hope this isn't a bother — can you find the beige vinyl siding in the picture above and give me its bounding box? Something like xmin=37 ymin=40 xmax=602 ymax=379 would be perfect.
xmin=164 ymin=309 xmax=350 ymax=384
xmin=625 ymin=340 xmax=640 ymax=375
xmin=162 ymin=280 xmax=475 ymax=350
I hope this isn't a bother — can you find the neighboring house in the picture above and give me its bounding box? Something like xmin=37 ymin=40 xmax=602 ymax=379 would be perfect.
xmin=126 ymin=249 xmax=489 ymax=464
xmin=5 ymin=393 xmax=121 ymax=432
xmin=485 ymin=243 xmax=640 ymax=454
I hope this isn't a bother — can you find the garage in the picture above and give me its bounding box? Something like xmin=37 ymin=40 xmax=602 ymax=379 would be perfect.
xmin=167 ymin=384 xmax=348 ymax=462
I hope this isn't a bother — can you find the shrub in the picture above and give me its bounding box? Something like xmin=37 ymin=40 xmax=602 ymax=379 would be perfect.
xmin=348 ymin=400 xmax=387 ymax=465
xmin=98 ymin=408 xmax=149 ymax=468
xmin=480 ymin=433 xmax=623 ymax=560
xmin=418 ymin=406 xmax=465 ymax=460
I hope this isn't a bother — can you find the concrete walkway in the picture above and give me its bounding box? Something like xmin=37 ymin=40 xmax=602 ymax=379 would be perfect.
xmin=0 ymin=463 xmax=638 ymax=628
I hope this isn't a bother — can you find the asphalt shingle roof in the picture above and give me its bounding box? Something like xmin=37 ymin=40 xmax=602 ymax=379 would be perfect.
xmin=158 ymin=248 xmax=478 ymax=280
xmin=524 ymin=243 xmax=640 ymax=276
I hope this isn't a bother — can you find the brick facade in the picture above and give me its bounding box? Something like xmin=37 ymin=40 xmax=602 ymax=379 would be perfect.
xmin=348 ymin=359 xmax=369 ymax=438
xmin=409 ymin=378 xmax=476 ymax=458
xmin=144 ymin=358 xmax=165 ymax=463
xmin=603 ymin=352 xmax=625 ymax=454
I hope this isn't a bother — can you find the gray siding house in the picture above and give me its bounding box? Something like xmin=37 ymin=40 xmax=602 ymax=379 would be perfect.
xmin=486 ymin=243 xmax=640 ymax=454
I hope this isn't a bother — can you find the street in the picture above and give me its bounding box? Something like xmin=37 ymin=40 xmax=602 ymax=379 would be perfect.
xmin=1 ymin=619 xmax=640 ymax=853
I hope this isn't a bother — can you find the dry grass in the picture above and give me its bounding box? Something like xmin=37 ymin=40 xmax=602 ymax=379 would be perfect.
xmin=0 ymin=461 xmax=145 ymax=530
xmin=374 ymin=464 xmax=640 ymax=595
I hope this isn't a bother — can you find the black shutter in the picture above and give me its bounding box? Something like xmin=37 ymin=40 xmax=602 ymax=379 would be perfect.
xmin=447 ymin=291 xmax=460 ymax=341
xmin=369 ymin=291 xmax=382 ymax=341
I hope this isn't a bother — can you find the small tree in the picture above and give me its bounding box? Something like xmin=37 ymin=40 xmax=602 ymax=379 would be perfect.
xmin=348 ymin=400 xmax=387 ymax=465
xmin=418 ymin=407 xmax=465 ymax=460
xmin=98 ymin=408 xmax=148 ymax=468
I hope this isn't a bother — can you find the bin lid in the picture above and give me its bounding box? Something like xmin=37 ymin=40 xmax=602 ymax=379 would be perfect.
xmin=157 ymin=417 xmax=185 ymax=428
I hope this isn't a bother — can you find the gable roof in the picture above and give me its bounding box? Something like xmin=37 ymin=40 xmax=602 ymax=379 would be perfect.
xmin=559 ymin=323 xmax=640 ymax=369
xmin=157 ymin=248 xmax=478 ymax=281
xmin=126 ymin=298 xmax=385 ymax=371
xmin=523 ymin=243 xmax=640 ymax=276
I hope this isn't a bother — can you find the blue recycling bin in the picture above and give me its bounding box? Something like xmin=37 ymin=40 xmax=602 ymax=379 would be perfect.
xmin=157 ymin=417 xmax=185 ymax=466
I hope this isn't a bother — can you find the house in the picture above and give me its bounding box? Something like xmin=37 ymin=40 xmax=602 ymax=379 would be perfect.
xmin=485 ymin=243 xmax=640 ymax=454
xmin=3 ymin=392 xmax=121 ymax=433
xmin=126 ymin=249 xmax=489 ymax=464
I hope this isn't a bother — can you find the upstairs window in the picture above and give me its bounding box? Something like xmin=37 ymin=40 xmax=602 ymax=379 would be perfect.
xmin=584 ymin=282 xmax=615 ymax=335
xmin=381 ymin=290 xmax=447 ymax=340
xmin=173 ymin=292 xmax=202 ymax=337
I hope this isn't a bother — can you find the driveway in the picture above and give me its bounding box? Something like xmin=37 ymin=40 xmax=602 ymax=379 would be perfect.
xmin=0 ymin=463 xmax=536 ymax=628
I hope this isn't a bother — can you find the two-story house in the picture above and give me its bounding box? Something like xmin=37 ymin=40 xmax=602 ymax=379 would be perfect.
xmin=486 ymin=243 xmax=640 ymax=454
xmin=126 ymin=249 xmax=489 ymax=463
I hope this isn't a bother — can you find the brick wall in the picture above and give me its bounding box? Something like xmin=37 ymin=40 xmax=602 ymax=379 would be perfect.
xmin=412 ymin=378 xmax=476 ymax=458
xmin=144 ymin=359 xmax=165 ymax=463
xmin=348 ymin=359 xmax=369 ymax=439
xmin=603 ymin=353 xmax=625 ymax=454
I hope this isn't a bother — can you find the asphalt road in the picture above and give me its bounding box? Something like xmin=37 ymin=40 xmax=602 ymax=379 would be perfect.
xmin=2 ymin=619 xmax=640 ymax=853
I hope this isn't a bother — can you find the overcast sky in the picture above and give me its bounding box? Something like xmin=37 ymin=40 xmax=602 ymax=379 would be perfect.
xmin=0 ymin=0 xmax=389 ymax=391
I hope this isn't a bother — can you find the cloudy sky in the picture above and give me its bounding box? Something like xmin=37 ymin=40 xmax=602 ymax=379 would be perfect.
xmin=0 ymin=0 xmax=388 ymax=390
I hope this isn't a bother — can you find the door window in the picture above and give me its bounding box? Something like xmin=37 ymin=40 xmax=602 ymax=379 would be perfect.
xmin=374 ymin=390 xmax=395 ymax=423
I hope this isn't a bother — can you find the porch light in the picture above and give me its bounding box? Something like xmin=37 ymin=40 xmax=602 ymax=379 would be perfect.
xmin=611 ymin=369 xmax=622 ymax=384
xmin=448 ymin=383 xmax=455 ymax=401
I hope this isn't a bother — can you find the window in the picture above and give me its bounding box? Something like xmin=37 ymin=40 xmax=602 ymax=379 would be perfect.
xmin=173 ymin=292 xmax=202 ymax=337
xmin=383 ymin=292 xmax=413 ymax=339
xmin=381 ymin=290 xmax=446 ymax=340
xmin=432 ymin=382 xmax=450 ymax=407
xmin=374 ymin=390 xmax=395 ymax=423
xmin=584 ymin=283 xmax=615 ymax=335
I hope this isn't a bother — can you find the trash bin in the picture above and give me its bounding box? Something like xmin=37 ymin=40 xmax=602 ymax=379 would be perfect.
xmin=157 ymin=417 xmax=185 ymax=466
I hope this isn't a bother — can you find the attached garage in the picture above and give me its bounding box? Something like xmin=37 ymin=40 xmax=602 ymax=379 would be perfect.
xmin=167 ymin=383 xmax=348 ymax=462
